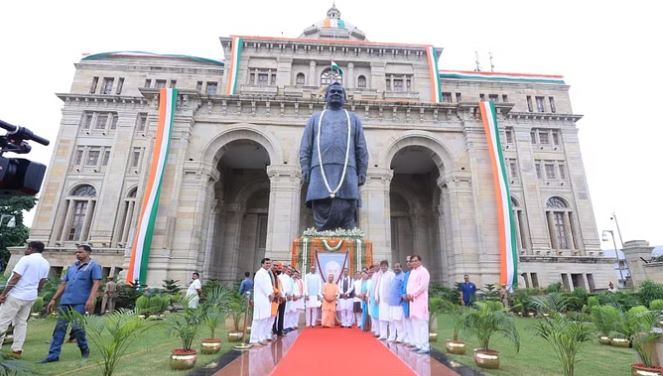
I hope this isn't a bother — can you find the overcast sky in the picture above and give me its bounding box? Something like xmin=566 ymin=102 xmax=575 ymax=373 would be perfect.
xmin=1 ymin=0 xmax=661 ymax=248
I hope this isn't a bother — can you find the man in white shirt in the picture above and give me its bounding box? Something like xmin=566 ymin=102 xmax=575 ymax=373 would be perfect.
xmin=304 ymin=264 xmax=322 ymax=327
xmin=376 ymin=260 xmax=394 ymax=340
xmin=338 ymin=268 xmax=354 ymax=328
xmin=185 ymin=272 xmax=202 ymax=308
xmin=352 ymin=271 xmax=363 ymax=327
xmin=0 ymin=241 xmax=50 ymax=357
xmin=250 ymin=258 xmax=275 ymax=346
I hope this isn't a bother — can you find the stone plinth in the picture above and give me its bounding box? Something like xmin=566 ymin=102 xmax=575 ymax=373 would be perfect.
xmin=623 ymin=240 xmax=655 ymax=287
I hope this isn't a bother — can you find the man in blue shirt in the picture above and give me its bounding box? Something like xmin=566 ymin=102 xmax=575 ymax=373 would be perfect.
xmin=459 ymin=274 xmax=477 ymax=306
xmin=387 ymin=263 xmax=405 ymax=342
xmin=239 ymin=272 xmax=254 ymax=297
xmin=40 ymin=245 xmax=102 ymax=363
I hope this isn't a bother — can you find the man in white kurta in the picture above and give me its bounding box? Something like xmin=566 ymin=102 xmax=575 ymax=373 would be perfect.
xmin=291 ymin=271 xmax=305 ymax=329
xmin=249 ymin=258 xmax=274 ymax=345
xmin=338 ymin=268 xmax=354 ymax=327
xmin=281 ymin=267 xmax=296 ymax=332
xmin=352 ymin=271 xmax=363 ymax=326
xmin=376 ymin=260 xmax=394 ymax=340
xmin=304 ymin=264 xmax=323 ymax=327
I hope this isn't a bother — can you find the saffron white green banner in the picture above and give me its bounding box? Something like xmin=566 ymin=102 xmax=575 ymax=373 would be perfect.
xmin=426 ymin=46 xmax=442 ymax=103
xmin=225 ymin=36 xmax=243 ymax=95
xmin=126 ymin=88 xmax=177 ymax=284
xmin=479 ymin=101 xmax=518 ymax=289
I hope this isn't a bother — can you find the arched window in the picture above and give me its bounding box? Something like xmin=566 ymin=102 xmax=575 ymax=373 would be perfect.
xmin=511 ymin=197 xmax=531 ymax=252
xmin=115 ymin=187 xmax=138 ymax=246
xmin=295 ymin=73 xmax=306 ymax=87
xmin=545 ymin=196 xmax=578 ymax=250
xmin=357 ymin=75 xmax=367 ymax=88
xmin=57 ymin=184 xmax=97 ymax=242
xmin=320 ymin=68 xmax=342 ymax=86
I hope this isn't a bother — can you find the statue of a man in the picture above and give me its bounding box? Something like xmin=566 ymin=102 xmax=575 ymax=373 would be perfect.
xmin=299 ymin=82 xmax=369 ymax=231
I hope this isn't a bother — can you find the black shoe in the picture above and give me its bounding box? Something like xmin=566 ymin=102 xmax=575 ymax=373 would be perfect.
xmin=38 ymin=358 xmax=58 ymax=364
xmin=81 ymin=350 xmax=90 ymax=359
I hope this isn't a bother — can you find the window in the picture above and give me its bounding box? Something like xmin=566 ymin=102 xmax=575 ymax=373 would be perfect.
xmin=558 ymin=163 xmax=566 ymax=180
xmin=552 ymin=130 xmax=560 ymax=146
xmin=393 ymin=79 xmax=404 ymax=92
xmin=144 ymin=79 xmax=152 ymax=88
xmin=545 ymin=163 xmax=556 ymax=179
xmin=258 ymin=73 xmax=269 ymax=86
xmin=508 ymin=159 xmax=518 ymax=179
xmin=357 ymin=75 xmax=366 ymax=88
xmin=86 ymin=148 xmax=100 ymax=166
xmin=536 ymin=96 xmax=545 ymax=112
xmin=488 ymin=94 xmax=498 ymax=102
xmin=270 ymin=73 xmax=276 ymax=85
xmin=90 ymin=77 xmax=99 ymax=94
xmin=535 ymin=161 xmax=542 ymax=179
xmin=102 ymin=150 xmax=111 ymax=166
xmin=74 ymin=149 xmax=84 ymax=166
xmin=502 ymin=94 xmax=509 ymax=102
xmin=136 ymin=113 xmax=148 ymax=132
xmin=530 ymin=130 xmax=537 ymax=144
xmin=60 ymin=185 xmax=97 ymax=242
xmin=206 ymin=82 xmax=217 ymax=95
xmin=554 ymin=212 xmax=568 ymax=249
xmin=196 ymin=81 xmax=203 ymax=92
xmin=505 ymin=128 xmax=514 ymax=144
xmin=116 ymin=78 xmax=124 ymax=95
xmin=545 ymin=196 xmax=577 ymax=250
xmin=81 ymin=113 xmax=93 ymax=130
xmin=406 ymin=77 xmax=412 ymax=91
xmin=320 ymin=69 xmax=342 ymax=85
xmin=442 ymin=92 xmax=452 ymax=102
xmin=539 ymin=131 xmax=550 ymax=144
xmin=116 ymin=188 xmax=139 ymax=245
xmin=102 ymin=78 xmax=114 ymax=95
xmin=155 ymin=80 xmax=167 ymax=89
xmin=526 ymin=96 xmax=533 ymax=112
xmin=549 ymin=97 xmax=556 ymax=113
xmin=479 ymin=93 xmax=485 ymax=101
xmin=169 ymin=80 xmax=177 ymax=88
xmin=95 ymin=114 xmax=108 ymax=130
xmin=295 ymin=73 xmax=306 ymax=87
xmin=455 ymin=92 xmax=462 ymax=102
xmin=131 ymin=148 xmax=142 ymax=168
xmin=109 ymin=114 xmax=118 ymax=130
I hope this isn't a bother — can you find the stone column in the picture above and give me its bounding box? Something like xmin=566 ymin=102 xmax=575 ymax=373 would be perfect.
xmin=347 ymin=62 xmax=355 ymax=89
xmin=547 ymin=211 xmax=558 ymax=249
xmin=265 ymin=165 xmax=302 ymax=262
xmin=309 ymin=61 xmax=317 ymax=86
xmin=622 ymin=240 xmax=654 ymax=287
xmin=219 ymin=203 xmax=242 ymax=281
xmin=360 ymin=169 xmax=392 ymax=262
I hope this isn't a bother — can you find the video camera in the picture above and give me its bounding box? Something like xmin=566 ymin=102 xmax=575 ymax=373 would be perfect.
xmin=0 ymin=119 xmax=49 ymax=196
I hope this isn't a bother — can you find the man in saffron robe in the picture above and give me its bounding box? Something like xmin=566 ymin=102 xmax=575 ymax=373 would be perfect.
xmin=321 ymin=274 xmax=339 ymax=328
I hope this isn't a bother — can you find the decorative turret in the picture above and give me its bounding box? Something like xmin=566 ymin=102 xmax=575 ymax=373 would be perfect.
xmin=300 ymin=4 xmax=367 ymax=40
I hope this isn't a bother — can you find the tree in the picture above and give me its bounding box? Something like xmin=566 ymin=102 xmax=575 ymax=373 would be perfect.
xmin=0 ymin=196 xmax=37 ymax=271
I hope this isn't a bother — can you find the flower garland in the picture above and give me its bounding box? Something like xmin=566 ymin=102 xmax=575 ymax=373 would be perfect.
xmin=316 ymin=109 xmax=352 ymax=199
xmin=322 ymin=238 xmax=344 ymax=252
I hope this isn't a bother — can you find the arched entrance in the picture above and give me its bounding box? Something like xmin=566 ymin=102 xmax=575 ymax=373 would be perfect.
xmin=388 ymin=144 xmax=448 ymax=283
xmin=207 ymin=139 xmax=271 ymax=282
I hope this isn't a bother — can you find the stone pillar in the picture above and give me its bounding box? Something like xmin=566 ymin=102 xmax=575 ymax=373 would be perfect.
xmin=347 ymin=62 xmax=354 ymax=89
xmin=219 ymin=203 xmax=242 ymax=281
xmin=622 ymin=240 xmax=654 ymax=287
xmin=360 ymin=169 xmax=392 ymax=262
xmin=309 ymin=61 xmax=317 ymax=86
xmin=265 ymin=165 xmax=302 ymax=262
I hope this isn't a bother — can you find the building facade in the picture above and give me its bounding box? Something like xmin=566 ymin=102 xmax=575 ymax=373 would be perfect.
xmin=11 ymin=6 xmax=615 ymax=290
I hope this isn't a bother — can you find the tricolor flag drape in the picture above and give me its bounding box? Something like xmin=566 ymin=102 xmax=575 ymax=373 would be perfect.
xmin=479 ymin=101 xmax=518 ymax=289
xmin=225 ymin=36 xmax=243 ymax=95
xmin=126 ymin=88 xmax=177 ymax=285
xmin=425 ymin=46 xmax=442 ymax=103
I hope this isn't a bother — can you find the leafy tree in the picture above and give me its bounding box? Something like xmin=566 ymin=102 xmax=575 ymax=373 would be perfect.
xmin=639 ymin=281 xmax=663 ymax=307
xmin=162 ymin=279 xmax=182 ymax=295
xmin=0 ymin=196 xmax=36 ymax=271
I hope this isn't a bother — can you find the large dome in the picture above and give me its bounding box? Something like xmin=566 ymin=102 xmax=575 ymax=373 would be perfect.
xmin=300 ymin=5 xmax=367 ymax=40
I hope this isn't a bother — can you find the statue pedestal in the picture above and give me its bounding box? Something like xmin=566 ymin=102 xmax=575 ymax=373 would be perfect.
xmin=290 ymin=229 xmax=373 ymax=275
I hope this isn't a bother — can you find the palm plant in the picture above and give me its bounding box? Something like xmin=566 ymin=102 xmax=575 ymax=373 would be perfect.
xmin=534 ymin=315 xmax=593 ymax=376
xmin=0 ymin=352 xmax=30 ymax=375
xmin=511 ymin=289 xmax=534 ymax=316
xmin=166 ymin=308 xmax=203 ymax=351
xmin=464 ymin=301 xmax=520 ymax=352
xmin=590 ymin=305 xmax=620 ymax=338
xmin=441 ymin=300 xmax=466 ymax=341
xmin=615 ymin=305 xmax=650 ymax=343
xmin=224 ymin=291 xmax=245 ymax=332
xmin=631 ymin=309 xmax=662 ymax=368
xmin=531 ymin=292 xmax=570 ymax=316
xmin=203 ymin=305 xmax=224 ymax=339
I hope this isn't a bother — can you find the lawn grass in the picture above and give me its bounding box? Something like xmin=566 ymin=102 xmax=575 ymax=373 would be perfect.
xmin=432 ymin=315 xmax=634 ymax=376
xmin=4 ymin=314 xmax=236 ymax=375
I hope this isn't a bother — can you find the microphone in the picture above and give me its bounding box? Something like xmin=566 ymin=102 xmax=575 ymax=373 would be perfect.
xmin=0 ymin=119 xmax=50 ymax=146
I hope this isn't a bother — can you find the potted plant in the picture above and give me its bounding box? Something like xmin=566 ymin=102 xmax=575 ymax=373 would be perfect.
xmin=442 ymin=301 xmax=467 ymax=354
xmin=631 ymin=310 xmax=663 ymax=376
xmin=613 ymin=305 xmax=649 ymax=348
xmin=201 ymin=305 xmax=224 ymax=354
xmin=30 ymin=297 xmax=44 ymax=318
xmin=464 ymin=301 xmax=520 ymax=369
xmin=591 ymin=305 xmax=619 ymax=345
xmin=534 ymin=313 xmax=593 ymax=376
xmin=428 ymin=297 xmax=444 ymax=342
xmin=223 ymin=291 xmax=245 ymax=342
xmin=166 ymin=307 xmax=203 ymax=370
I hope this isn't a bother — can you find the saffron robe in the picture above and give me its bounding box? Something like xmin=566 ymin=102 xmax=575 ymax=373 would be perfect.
xmin=321 ymin=282 xmax=339 ymax=327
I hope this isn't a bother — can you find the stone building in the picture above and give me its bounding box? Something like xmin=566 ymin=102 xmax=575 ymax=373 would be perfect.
xmin=11 ymin=6 xmax=616 ymax=290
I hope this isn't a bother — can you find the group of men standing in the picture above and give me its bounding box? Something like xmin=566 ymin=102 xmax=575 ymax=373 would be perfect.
xmin=248 ymin=254 xmax=431 ymax=354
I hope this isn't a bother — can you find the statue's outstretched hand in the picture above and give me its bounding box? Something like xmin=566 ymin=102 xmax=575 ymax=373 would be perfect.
xmin=358 ymin=174 xmax=366 ymax=186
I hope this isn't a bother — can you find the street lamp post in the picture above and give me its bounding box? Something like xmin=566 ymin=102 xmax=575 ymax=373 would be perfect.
xmin=602 ymin=230 xmax=624 ymax=287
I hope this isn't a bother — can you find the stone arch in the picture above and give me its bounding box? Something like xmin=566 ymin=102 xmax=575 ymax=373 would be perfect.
xmin=383 ymin=131 xmax=454 ymax=176
xmin=545 ymin=195 xmax=570 ymax=209
xmin=201 ymin=124 xmax=283 ymax=168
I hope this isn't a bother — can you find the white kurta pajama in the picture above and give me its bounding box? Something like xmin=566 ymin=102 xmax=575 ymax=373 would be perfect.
xmin=292 ymin=278 xmax=305 ymax=328
xmin=376 ymin=269 xmax=394 ymax=340
xmin=250 ymin=267 xmax=274 ymax=344
xmin=352 ymin=279 xmax=363 ymax=326
xmin=280 ymin=273 xmax=296 ymax=330
xmin=304 ymin=272 xmax=322 ymax=327
xmin=338 ymin=276 xmax=354 ymax=327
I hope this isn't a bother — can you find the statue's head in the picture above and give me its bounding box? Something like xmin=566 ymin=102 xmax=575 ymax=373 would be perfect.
xmin=324 ymin=82 xmax=346 ymax=109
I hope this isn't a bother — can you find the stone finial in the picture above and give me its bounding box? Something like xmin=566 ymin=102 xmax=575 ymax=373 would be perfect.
xmin=327 ymin=3 xmax=341 ymax=19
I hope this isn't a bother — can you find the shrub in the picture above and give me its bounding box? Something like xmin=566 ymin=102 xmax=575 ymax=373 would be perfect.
xmin=115 ymin=284 xmax=143 ymax=310
xmin=31 ymin=297 xmax=44 ymax=315
xmin=162 ymin=279 xmax=182 ymax=295
xmin=591 ymin=305 xmax=620 ymax=337
xmin=135 ymin=295 xmax=150 ymax=316
xmin=480 ymin=283 xmax=500 ymax=301
xmin=587 ymin=296 xmax=600 ymax=309
xmin=546 ymin=282 xmax=563 ymax=293
xmin=649 ymin=299 xmax=663 ymax=311
xmin=464 ymin=301 xmax=520 ymax=352
xmin=430 ymin=284 xmax=460 ymax=303
xmin=639 ymin=281 xmax=663 ymax=307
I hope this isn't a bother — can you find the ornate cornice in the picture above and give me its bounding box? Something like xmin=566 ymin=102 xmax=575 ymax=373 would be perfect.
xmin=57 ymin=93 xmax=148 ymax=107
xmin=506 ymin=111 xmax=583 ymax=123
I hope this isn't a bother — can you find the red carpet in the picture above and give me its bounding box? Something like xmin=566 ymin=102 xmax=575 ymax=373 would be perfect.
xmin=270 ymin=328 xmax=415 ymax=376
